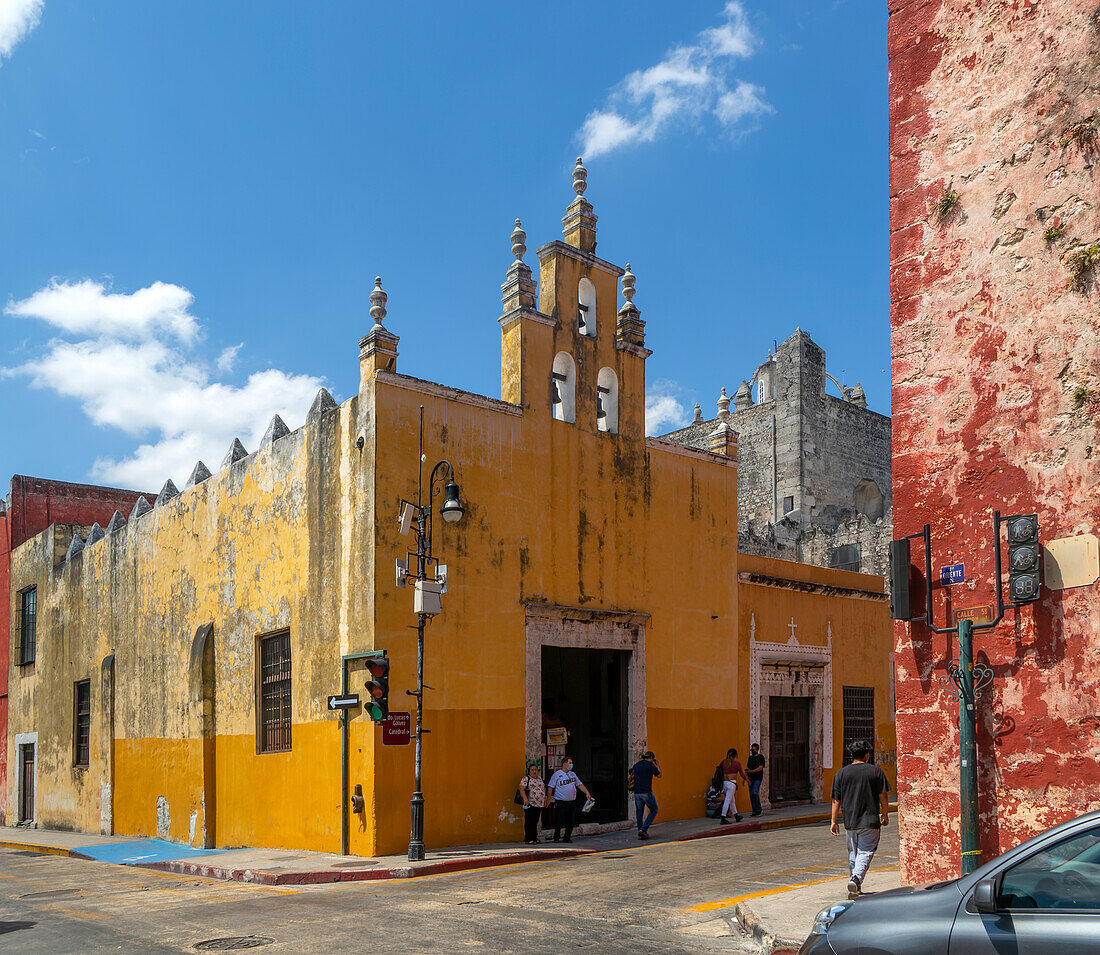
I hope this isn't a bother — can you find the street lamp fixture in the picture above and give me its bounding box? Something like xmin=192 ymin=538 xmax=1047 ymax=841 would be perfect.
xmin=398 ymin=406 xmax=465 ymax=863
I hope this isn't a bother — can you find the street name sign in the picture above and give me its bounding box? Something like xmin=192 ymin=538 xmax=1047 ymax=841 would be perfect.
xmin=327 ymin=694 xmax=360 ymax=710
xmin=940 ymin=563 xmax=965 ymax=586
xmin=951 ymin=605 xmax=995 ymax=626
xmin=382 ymin=711 xmax=412 ymax=745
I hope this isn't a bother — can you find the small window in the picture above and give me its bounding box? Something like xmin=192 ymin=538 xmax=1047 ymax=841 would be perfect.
xmin=551 ymin=352 xmax=577 ymax=423
xmin=18 ymin=587 xmax=36 ymax=666
xmin=74 ymin=680 xmax=91 ymax=767
xmin=830 ymin=544 xmax=861 ymax=573
xmin=782 ymin=496 xmax=794 ymax=515
xmin=258 ymin=631 xmax=292 ymax=753
xmin=597 ymin=367 xmax=619 ymax=433
xmin=842 ymin=686 xmax=875 ymax=766
xmin=578 ymin=278 xmax=596 ymax=338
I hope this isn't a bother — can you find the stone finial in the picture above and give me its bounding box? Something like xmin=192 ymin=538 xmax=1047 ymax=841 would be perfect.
xmin=511 ymin=219 xmax=527 ymax=262
xmin=65 ymin=532 xmax=84 ymax=561
xmin=692 ymin=402 xmax=703 ymax=424
xmin=220 ymin=438 xmax=249 ymax=470
xmin=716 ymin=387 xmax=731 ymax=421
xmin=563 ymin=158 xmax=598 ymax=252
xmin=106 ymin=510 xmax=127 ymax=534
xmin=734 ymin=379 xmax=754 ymax=411
xmin=621 ymin=263 xmax=636 ymax=304
xmin=572 ymin=157 xmax=587 ymax=197
xmin=306 ymin=387 xmax=338 ymax=426
xmin=359 ymin=276 xmax=400 ymax=382
xmin=260 ymin=414 xmax=290 ymax=448
xmin=369 ymin=276 xmax=388 ymax=331
xmin=155 ymin=479 xmax=179 ymax=507
xmin=86 ymin=522 xmax=105 ymax=546
xmin=129 ymin=496 xmax=152 ymax=520
xmin=186 ymin=461 xmax=212 ymax=488
xmin=849 ymin=382 xmax=867 ymax=408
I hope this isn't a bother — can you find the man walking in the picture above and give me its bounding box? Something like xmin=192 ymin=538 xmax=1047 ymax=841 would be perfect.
xmin=745 ymin=743 xmax=765 ymax=817
xmin=630 ymin=751 xmax=661 ymax=839
xmin=830 ymin=740 xmax=890 ymax=899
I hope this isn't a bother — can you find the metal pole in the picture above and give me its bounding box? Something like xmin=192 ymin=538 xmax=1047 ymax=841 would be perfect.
xmin=408 ymin=612 xmax=426 ymax=861
xmin=958 ymin=618 xmax=980 ymax=875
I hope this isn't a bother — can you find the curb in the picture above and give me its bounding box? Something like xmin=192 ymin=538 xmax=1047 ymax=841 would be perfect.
xmin=734 ymin=898 xmax=804 ymax=955
xmin=0 ymin=840 xmax=71 ymax=858
xmin=136 ymin=846 xmax=596 ymax=885
xmin=1 ymin=806 xmax=866 ymax=886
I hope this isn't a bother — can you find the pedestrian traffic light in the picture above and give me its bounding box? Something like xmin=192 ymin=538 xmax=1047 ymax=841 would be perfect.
xmin=364 ymin=656 xmax=390 ymax=722
xmin=1006 ymin=513 xmax=1041 ymax=604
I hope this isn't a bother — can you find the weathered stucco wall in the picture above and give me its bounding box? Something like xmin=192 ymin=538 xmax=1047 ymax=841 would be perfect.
xmin=8 ymin=396 xmax=372 ymax=850
xmin=890 ymin=0 xmax=1100 ymax=882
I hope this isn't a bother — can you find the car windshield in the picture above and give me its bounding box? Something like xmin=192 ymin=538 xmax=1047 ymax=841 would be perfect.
xmin=999 ymin=825 xmax=1100 ymax=911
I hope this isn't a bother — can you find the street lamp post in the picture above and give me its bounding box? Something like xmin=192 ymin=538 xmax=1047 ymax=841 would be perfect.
xmin=400 ymin=405 xmax=464 ymax=862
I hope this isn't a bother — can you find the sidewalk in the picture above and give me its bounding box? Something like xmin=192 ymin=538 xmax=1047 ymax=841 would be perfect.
xmin=0 ymin=801 xmax=837 ymax=886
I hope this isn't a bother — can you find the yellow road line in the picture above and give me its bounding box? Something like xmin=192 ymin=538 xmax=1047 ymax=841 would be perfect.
xmin=0 ymin=841 xmax=71 ymax=857
xmin=683 ymin=864 xmax=901 ymax=913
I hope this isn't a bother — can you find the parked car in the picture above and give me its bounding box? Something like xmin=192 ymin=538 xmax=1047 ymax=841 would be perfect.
xmin=799 ymin=809 xmax=1100 ymax=954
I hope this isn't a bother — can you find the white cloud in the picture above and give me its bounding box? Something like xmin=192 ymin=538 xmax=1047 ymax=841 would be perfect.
xmin=0 ymin=0 xmax=43 ymax=64
xmin=645 ymin=381 xmax=688 ymax=436
xmin=4 ymin=279 xmax=325 ymax=489
xmin=577 ymin=2 xmax=771 ymax=158
xmin=217 ymin=342 xmax=242 ymax=372
xmin=7 ymin=279 xmax=201 ymax=342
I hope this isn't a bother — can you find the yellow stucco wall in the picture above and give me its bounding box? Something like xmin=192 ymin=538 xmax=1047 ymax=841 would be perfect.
xmin=6 ymin=197 xmax=894 ymax=856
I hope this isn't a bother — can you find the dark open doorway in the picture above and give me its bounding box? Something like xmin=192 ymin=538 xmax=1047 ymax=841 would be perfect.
xmin=769 ymin=696 xmax=812 ymax=803
xmin=541 ymin=646 xmax=628 ymax=824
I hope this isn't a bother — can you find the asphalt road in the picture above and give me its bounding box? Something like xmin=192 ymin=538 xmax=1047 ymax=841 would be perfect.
xmin=0 ymin=823 xmax=899 ymax=954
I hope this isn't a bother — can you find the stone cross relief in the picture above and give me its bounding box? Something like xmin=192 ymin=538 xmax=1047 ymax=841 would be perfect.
xmin=787 ymin=617 xmax=798 ymax=643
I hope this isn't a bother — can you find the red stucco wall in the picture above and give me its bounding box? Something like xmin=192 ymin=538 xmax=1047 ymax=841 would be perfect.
xmin=1 ymin=475 xmax=150 ymax=823
xmin=889 ymin=0 xmax=1100 ymax=882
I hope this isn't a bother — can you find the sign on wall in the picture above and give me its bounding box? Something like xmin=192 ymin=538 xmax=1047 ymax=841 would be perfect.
xmin=382 ymin=711 xmax=411 ymax=746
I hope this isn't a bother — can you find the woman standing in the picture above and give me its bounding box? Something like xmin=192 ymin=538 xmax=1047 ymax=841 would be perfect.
xmin=519 ymin=761 xmax=546 ymax=845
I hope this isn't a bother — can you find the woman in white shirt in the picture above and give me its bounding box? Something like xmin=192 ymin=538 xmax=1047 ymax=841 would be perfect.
xmin=519 ymin=762 xmax=546 ymax=845
xmin=547 ymin=756 xmax=593 ymax=843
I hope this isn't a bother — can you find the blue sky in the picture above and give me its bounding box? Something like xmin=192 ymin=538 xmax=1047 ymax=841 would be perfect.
xmin=1 ymin=0 xmax=887 ymax=492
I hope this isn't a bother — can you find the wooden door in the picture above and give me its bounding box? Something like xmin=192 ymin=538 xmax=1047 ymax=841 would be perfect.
xmin=20 ymin=745 xmax=34 ymax=822
xmin=769 ymin=697 xmax=811 ymax=802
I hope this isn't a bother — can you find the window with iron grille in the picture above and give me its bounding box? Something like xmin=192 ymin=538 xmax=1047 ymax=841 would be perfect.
xmin=829 ymin=544 xmax=861 ymax=573
xmin=74 ymin=680 xmax=91 ymax=766
xmin=842 ymin=686 xmax=875 ymax=766
xmin=258 ymin=631 xmax=292 ymax=753
xmin=18 ymin=587 xmax=36 ymax=666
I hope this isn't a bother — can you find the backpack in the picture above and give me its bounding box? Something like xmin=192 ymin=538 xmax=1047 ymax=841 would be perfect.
xmin=627 ymin=766 xmax=636 ymax=792
xmin=711 ymin=763 xmax=724 ymax=790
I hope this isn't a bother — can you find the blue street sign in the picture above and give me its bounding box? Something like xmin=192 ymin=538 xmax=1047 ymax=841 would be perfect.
xmin=941 ymin=563 xmax=965 ymax=586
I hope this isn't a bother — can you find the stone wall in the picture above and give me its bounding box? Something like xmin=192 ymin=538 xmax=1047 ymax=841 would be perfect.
xmin=663 ymin=328 xmax=893 ymax=579
xmin=890 ymin=0 xmax=1100 ymax=883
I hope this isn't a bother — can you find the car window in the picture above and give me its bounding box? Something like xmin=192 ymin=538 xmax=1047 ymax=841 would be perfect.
xmin=999 ymin=826 xmax=1100 ymax=911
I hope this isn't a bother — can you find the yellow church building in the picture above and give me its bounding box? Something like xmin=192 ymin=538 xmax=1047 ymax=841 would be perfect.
xmin=7 ymin=162 xmax=894 ymax=856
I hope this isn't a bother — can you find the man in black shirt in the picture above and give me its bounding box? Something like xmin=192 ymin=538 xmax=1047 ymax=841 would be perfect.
xmin=630 ymin=751 xmax=661 ymax=839
xmin=745 ymin=743 xmax=765 ymax=816
xmin=830 ymin=739 xmax=889 ymax=899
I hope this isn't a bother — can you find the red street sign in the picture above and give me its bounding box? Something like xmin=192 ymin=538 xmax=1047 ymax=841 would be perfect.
xmin=382 ymin=711 xmax=412 ymax=746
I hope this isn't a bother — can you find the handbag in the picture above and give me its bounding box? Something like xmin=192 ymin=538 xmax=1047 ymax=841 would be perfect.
xmin=514 ymin=785 xmax=525 ymax=806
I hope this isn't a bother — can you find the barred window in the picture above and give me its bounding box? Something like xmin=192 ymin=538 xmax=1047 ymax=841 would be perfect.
xmin=259 ymin=631 xmax=292 ymax=753
xmin=842 ymin=686 xmax=875 ymax=766
xmin=18 ymin=587 xmax=36 ymax=666
xmin=74 ymin=680 xmax=91 ymax=766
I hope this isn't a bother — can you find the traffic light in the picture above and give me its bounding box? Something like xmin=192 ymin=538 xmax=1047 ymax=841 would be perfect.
xmin=364 ymin=656 xmax=390 ymax=722
xmin=889 ymin=538 xmax=912 ymax=620
xmin=1006 ymin=514 xmax=1041 ymax=604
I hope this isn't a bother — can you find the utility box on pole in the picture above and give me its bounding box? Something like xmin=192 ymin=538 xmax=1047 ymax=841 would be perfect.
xmin=414 ymin=579 xmax=442 ymax=615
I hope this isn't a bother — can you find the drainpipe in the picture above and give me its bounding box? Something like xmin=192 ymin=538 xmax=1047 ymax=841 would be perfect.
xmin=771 ymin=414 xmax=778 ymax=528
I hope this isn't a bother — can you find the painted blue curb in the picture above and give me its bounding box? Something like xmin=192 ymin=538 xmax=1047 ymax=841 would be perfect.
xmin=73 ymin=839 xmax=231 ymax=865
